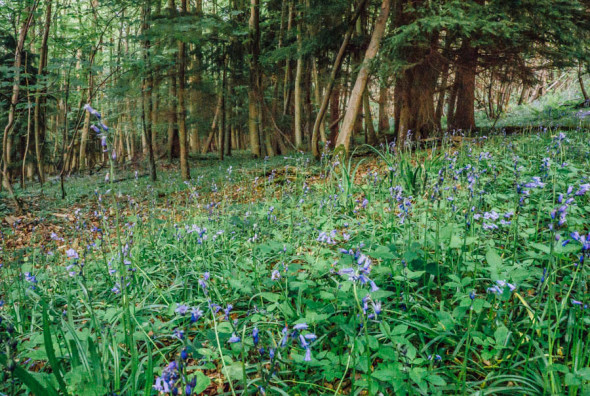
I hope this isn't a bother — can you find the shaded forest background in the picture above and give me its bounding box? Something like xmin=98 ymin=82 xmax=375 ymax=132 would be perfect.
xmin=1 ymin=0 xmax=590 ymax=196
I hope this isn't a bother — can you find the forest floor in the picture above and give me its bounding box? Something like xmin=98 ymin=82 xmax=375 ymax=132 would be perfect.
xmin=1 ymin=130 xmax=590 ymax=395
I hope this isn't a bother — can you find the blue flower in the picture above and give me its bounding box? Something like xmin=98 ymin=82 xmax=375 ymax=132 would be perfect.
xmin=175 ymin=304 xmax=189 ymax=316
xmin=293 ymin=323 xmax=308 ymax=331
xmin=228 ymin=333 xmax=241 ymax=343
xmin=252 ymin=327 xmax=259 ymax=346
xmin=83 ymin=104 xmax=101 ymax=119
xmin=66 ymin=248 xmax=79 ymax=259
xmin=190 ymin=307 xmax=203 ymax=323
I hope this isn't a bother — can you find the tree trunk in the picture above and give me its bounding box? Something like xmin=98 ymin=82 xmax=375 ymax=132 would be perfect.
xmin=450 ymin=40 xmax=477 ymax=131
xmin=311 ymin=0 xmax=369 ymax=157
xmin=201 ymin=88 xmax=223 ymax=154
xmin=34 ymin=0 xmax=52 ymax=186
xmin=579 ymin=62 xmax=588 ymax=102
xmin=363 ymin=89 xmax=377 ymax=144
xmin=378 ymin=84 xmax=390 ymax=133
xmin=294 ymin=8 xmax=304 ymax=148
xmin=1 ymin=4 xmax=36 ymax=212
xmin=248 ymin=0 xmax=262 ymax=157
xmin=335 ymin=0 xmax=391 ymax=155
xmin=142 ymin=0 xmax=157 ymax=181
xmin=178 ymin=0 xmax=190 ymax=179
xmin=395 ymin=62 xmax=439 ymax=142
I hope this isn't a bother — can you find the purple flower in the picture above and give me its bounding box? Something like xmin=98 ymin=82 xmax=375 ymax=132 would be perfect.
xmin=224 ymin=304 xmax=233 ymax=320
xmin=190 ymin=307 xmax=203 ymax=323
xmin=252 ymin=327 xmax=259 ymax=346
xmin=175 ymin=304 xmax=189 ymax=316
xmin=66 ymin=248 xmax=79 ymax=259
xmin=372 ymin=300 xmax=382 ymax=315
xmin=524 ymin=177 xmax=545 ymax=189
xmin=83 ymin=104 xmax=101 ymax=119
xmin=293 ymin=323 xmax=308 ymax=331
xmin=271 ymin=270 xmax=281 ymax=280
xmin=228 ymin=333 xmax=241 ymax=343
xmin=304 ymin=348 xmax=312 ymax=362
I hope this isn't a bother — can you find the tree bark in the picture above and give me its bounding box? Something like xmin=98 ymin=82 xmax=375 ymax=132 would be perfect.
xmin=311 ymin=0 xmax=369 ymax=157
xmin=363 ymin=89 xmax=377 ymax=144
xmin=34 ymin=0 xmax=52 ymax=186
xmin=579 ymin=62 xmax=589 ymax=102
xmin=1 ymin=3 xmax=37 ymax=212
xmin=294 ymin=6 xmax=304 ymax=148
xmin=378 ymin=84 xmax=390 ymax=133
xmin=450 ymin=40 xmax=477 ymax=131
xmin=177 ymin=0 xmax=190 ymax=179
xmin=248 ymin=0 xmax=262 ymax=157
xmin=335 ymin=0 xmax=391 ymax=155
xmin=142 ymin=0 xmax=157 ymax=181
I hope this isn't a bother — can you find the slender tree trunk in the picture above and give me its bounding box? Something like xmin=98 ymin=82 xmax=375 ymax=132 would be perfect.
xmin=579 ymin=62 xmax=588 ymax=102
xmin=224 ymin=56 xmax=232 ymax=157
xmin=248 ymin=0 xmax=262 ymax=157
xmin=283 ymin=1 xmax=294 ymax=116
xmin=446 ymin=78 xmax=458 ymax=129
xmin=1 ymin=4 xmax=36 ymax=212
xmin=177 ymin=0 xmax=190 ymax=179
xmin=294 ymin=7 xmax=304 ymax=148
xmin=311 ymin=0 xmax=368 ymax=157
xmin=363 ymin=89 xmax=377 ymax=144
xmin=34 ymin=0 xmax=52 ymax=186
xmin=142 ymin=0 xmax=157 ymax=181
xmin=201 ymin=88 xmax=223 ymax=154
xmin=378 ymin=84 xmax=390 ymax=133
xmin=335 ymin=0 xmax=391 ymax=155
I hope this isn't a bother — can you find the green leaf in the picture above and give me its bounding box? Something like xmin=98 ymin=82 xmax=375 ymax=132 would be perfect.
xmin=486 ymin=248 xmax=503 ymax=279
xmin=193 ymin=371 xmax=212 ymax=394
xmin=43 ymin=304 xmax=69 ymax=395
xmin=427 ymin=375 xmax=447 ymax=386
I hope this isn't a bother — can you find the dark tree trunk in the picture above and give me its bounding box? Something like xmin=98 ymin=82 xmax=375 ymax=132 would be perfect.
xmin=450 ymin=40 xmax=477 ymax=131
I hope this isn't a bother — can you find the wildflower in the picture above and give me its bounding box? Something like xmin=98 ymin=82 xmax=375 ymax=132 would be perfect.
xmin=372 ymin=300 xmax=382 ymax=316
xmin=228 ymin=333 xmax=240 ymax=343
xmin=293 ymin=323 xmax=308 ymax=331
xmin=190 ymin=307 xmax=203 ymax=323
xmin=571 ymin=299 xmax=583 ymax=306
xmin=575 ymin=183 xmax=590 ymax=196
xmin=428 ymin=354 xmax=442 ymax=361
xmin=482 ymin=223 xmax=498 ymax=231
xmin=469 ymin=291 xmax=476 ymax=300
xmin=175 ymin=304 xmax=189 ymax=316
xmin=224 ymin=304 xmax=233 ymax=320
xmin=280 ymin=326 xmax=289 ymax=348
xmin=252 ymin=327 xmax=259 ymax=346
xmin=487 ymin=280 xmax=516 ymax=295
xmin=524 ymin=177 xmax=545 ymax=189
xmin=181 ymin=348 xmax=189 ymax=360
xmin=173 ymin=329 xmax=185 ymax=340
xmin=83 ymin=104 xmax=101 ymax=119
xmin=66 ymin=248 xmax=79 ymax=259
xmin=24 ymin=272 xmax=37 ymax=284
xmin=271 ymin=270 xmax=281 ymax=280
